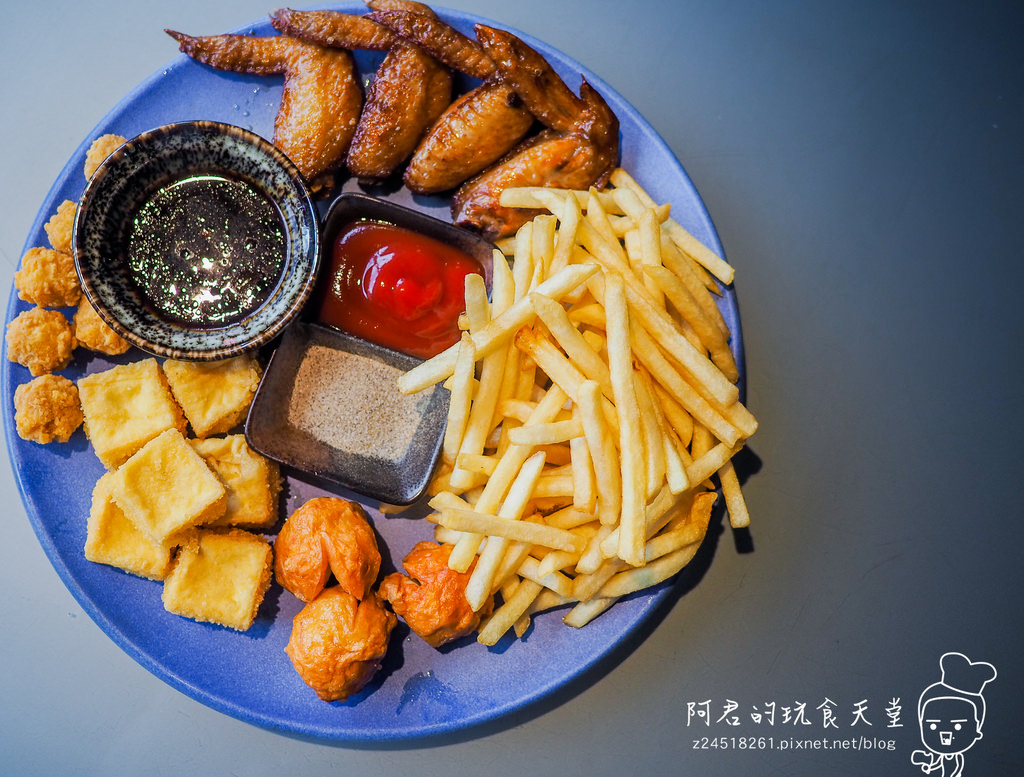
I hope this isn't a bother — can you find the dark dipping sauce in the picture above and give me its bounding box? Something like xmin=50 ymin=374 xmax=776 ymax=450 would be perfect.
xmin=315 ymin=220 xmax=484 ymax=359
xmin=127 ymin=174 xmax=287 ymax=328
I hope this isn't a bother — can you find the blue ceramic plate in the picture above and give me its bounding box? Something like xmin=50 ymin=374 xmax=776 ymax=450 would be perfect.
xmin=3 ymin=5 xmax=743 ymax=742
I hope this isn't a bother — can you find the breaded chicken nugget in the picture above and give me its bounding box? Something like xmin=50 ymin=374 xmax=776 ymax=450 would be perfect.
xmin=43 ymin=200 xmax=77 ymax=254
xmin=13 ymin=374 xmax=84 ymax=443
xmin=379 ymin=541 xmax=491 ymax=647
xmin=285 ymin=587 xmax=395 ymax=702
xmin=84 ymin=134 xmax=125 ymax=180
xmin=5 ymin=307 xmax=76 ymax=376
xmin=14 ymin=247 xmax=81 ymax=308
xmin=73 ymin=297 xmax=130 ymax=355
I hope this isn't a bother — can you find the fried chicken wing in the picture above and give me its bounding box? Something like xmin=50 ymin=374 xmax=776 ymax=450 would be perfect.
xmin=378 ymin=541 xmax=492 ymax=648
xmin=166 ymin=30 xmax=362 ymax=183
xmin=274 ymin=497 xmax=381 ymax=603
xmin=13 ymin=374 xmax=83 ymax=444
xmin=271 ymin=4 xmax=452 ymax=181
xmin=285 ymin=586 xmax=396 ymax=702
xmin=451 ymin=25 xmax=620 ymax=239
xmin=370 ymin=9 xmax=535 ymax=194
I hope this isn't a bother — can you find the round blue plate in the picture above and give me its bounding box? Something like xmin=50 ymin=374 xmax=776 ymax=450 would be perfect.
xmin=3 ymin=4 xmax=742 ymax=742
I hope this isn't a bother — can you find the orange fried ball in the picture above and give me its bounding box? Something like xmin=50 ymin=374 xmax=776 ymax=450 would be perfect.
xmin=274 ymin=497 xmax=381 ymax=603
xmin=13 ymin=374 xmax=83 ymax=444
xmin=378 ymin=541 xmax=492 ymax=648
xmin=285 ymin=587 xmax=396 ymax=702
xmin=5 ymin=307 xmax=76 ymax=376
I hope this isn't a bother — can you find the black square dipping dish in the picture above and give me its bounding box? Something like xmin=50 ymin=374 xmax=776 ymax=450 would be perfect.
xmin=246 ymin=323 xmax=449 ymax=505
xmin=246 ymin=194 xmax=496 ymax=505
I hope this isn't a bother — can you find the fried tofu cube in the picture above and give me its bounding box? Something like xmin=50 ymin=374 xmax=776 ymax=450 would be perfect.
xmin=163 ymin=356 xmax=261 ymax=438
xmin=78 ymin=358 xmax=186 ymax=468
xmin=111 ymin=428 xmax=226 ymax=545
xmin=190 ymin=435 xmax=281 ymax=529
xmin=84 ymin=472 xmax=173 ymax=580
xmin=161 ymin=529 xmax=273 ymax=631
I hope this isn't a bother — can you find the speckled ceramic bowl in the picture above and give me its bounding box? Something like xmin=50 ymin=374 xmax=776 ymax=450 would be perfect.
xmin=73 ymin=121 xmax=319 ymax=360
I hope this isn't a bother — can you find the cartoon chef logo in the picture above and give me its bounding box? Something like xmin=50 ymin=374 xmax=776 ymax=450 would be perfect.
xmin=911 ymin=652 xmax=996 ymax=776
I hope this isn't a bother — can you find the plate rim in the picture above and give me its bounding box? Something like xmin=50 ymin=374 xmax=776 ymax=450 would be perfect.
xmin=3 ymin=3 xmax=741 ymax=742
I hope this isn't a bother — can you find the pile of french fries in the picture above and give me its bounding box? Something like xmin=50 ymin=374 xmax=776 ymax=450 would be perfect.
xmin=397 ymin=169 xmax=757 ymax=646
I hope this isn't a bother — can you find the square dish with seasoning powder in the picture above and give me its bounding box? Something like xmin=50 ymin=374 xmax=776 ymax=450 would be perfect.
xmin=245 ymin=321 xmax=449 ymax=505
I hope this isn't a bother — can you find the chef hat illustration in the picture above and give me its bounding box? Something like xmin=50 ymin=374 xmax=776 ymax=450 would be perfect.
xmin=918 ymin=652 xmax=997 ymax=726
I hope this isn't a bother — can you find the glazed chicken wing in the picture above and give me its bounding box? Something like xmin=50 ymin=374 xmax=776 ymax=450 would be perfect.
xmin=166 ymin=30 xmax=362 ymax=184
xmin=378 ymin=541 xmax=492 ymax=648
xmin=370 ymin=9 xmax=535 ymax=194
xmin=451 ymin=25 xmax=620 ymax=239
xmin=271 ymin=3 xmax=452 ymax=181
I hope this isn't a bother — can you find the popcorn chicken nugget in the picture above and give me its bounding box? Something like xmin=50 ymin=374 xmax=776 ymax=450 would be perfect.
xmin=379 ymin=541 xmax=491 ymax=648
xmin=84 ymin=133 xmax=125 ymax=180
xmin=285 ymin=587 xmax=395 ymax=702
xmin=163 ymin=355 xmax=261 ymax=438
xmin=85 ymin=472 xmax=173 ymax=580
xmin=275 ymin=497 xmax=381 ymax=603
xmin=14 ymin=247 xmax=81 ymax=308
xmin=73 ymin=297 xmax=130 ymax=356
xmin=162 ymin=528 xmax=273 ymax=631
xmin=13 ymin=373 xmax=83 ymax=444
xmin=43 ymin=200 xmax=77 ymax=254
xmin=5 ymin=307 xmax=76 ymax=376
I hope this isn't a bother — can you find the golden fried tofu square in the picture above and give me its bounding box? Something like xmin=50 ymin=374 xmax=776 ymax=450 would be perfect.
xmin=161 ymin=529 xmax=273 ymax=631
xmin=84 ymin=472 xmax=173 ymax=580
xmin=111 ymin=428 xmax=226 ymax=545
xmin=78 ymin=358 xmax=186 ymax=468
xmin=163 ymin=355 xmax=261 ymax=438
xmin=190 ymin=435 xmax=281 ymax=529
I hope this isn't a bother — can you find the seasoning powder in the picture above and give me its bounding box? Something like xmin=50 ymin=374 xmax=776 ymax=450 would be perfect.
xmin=287 ymin=344 xmax=428 ymax=464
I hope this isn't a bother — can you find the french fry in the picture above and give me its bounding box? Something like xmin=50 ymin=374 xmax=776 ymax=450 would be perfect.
xmin=442 ymin=333 xmax=476 ymax=466
xmin=462 ymin=451 xmax=547 ymax=610
xmin=609 ymin=167 xmax=735 ymax=285
xmin=530 ymin=292 xmax=614 ymax=398
xmin=398 ymin=263 xmax=599 ymax=394
xmin=563 ymin=596 xmax=616 ymax=628
xmin=507 ymin=418 xmax=584 ymax=446
xmin=440 ymin=507 xmax=585 ymax=554
xmin=569 ymin=413 xmax=597 ymax=513
xmin=477 ymin=578 xmax=543 ymax=646
xmin=577 ymin=379 xmax=621 ymax=526
xmin=718 ymin=457 xmax=750 ymax=529
xmin=645 ymin=264 xmax=738 ymax=383
xmin=604 ymin=272 xmax=646 ymax=567
xmin=449 ymin=385 xmax=569 ymax=569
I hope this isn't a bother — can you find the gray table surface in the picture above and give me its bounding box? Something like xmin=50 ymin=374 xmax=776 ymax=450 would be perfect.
xmin=2 ymin=1 xmax=1021 ymax=775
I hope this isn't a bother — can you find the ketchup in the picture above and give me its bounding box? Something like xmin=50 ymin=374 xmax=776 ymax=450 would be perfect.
xmin=315 ymin=220 xmax=484 ymax=359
